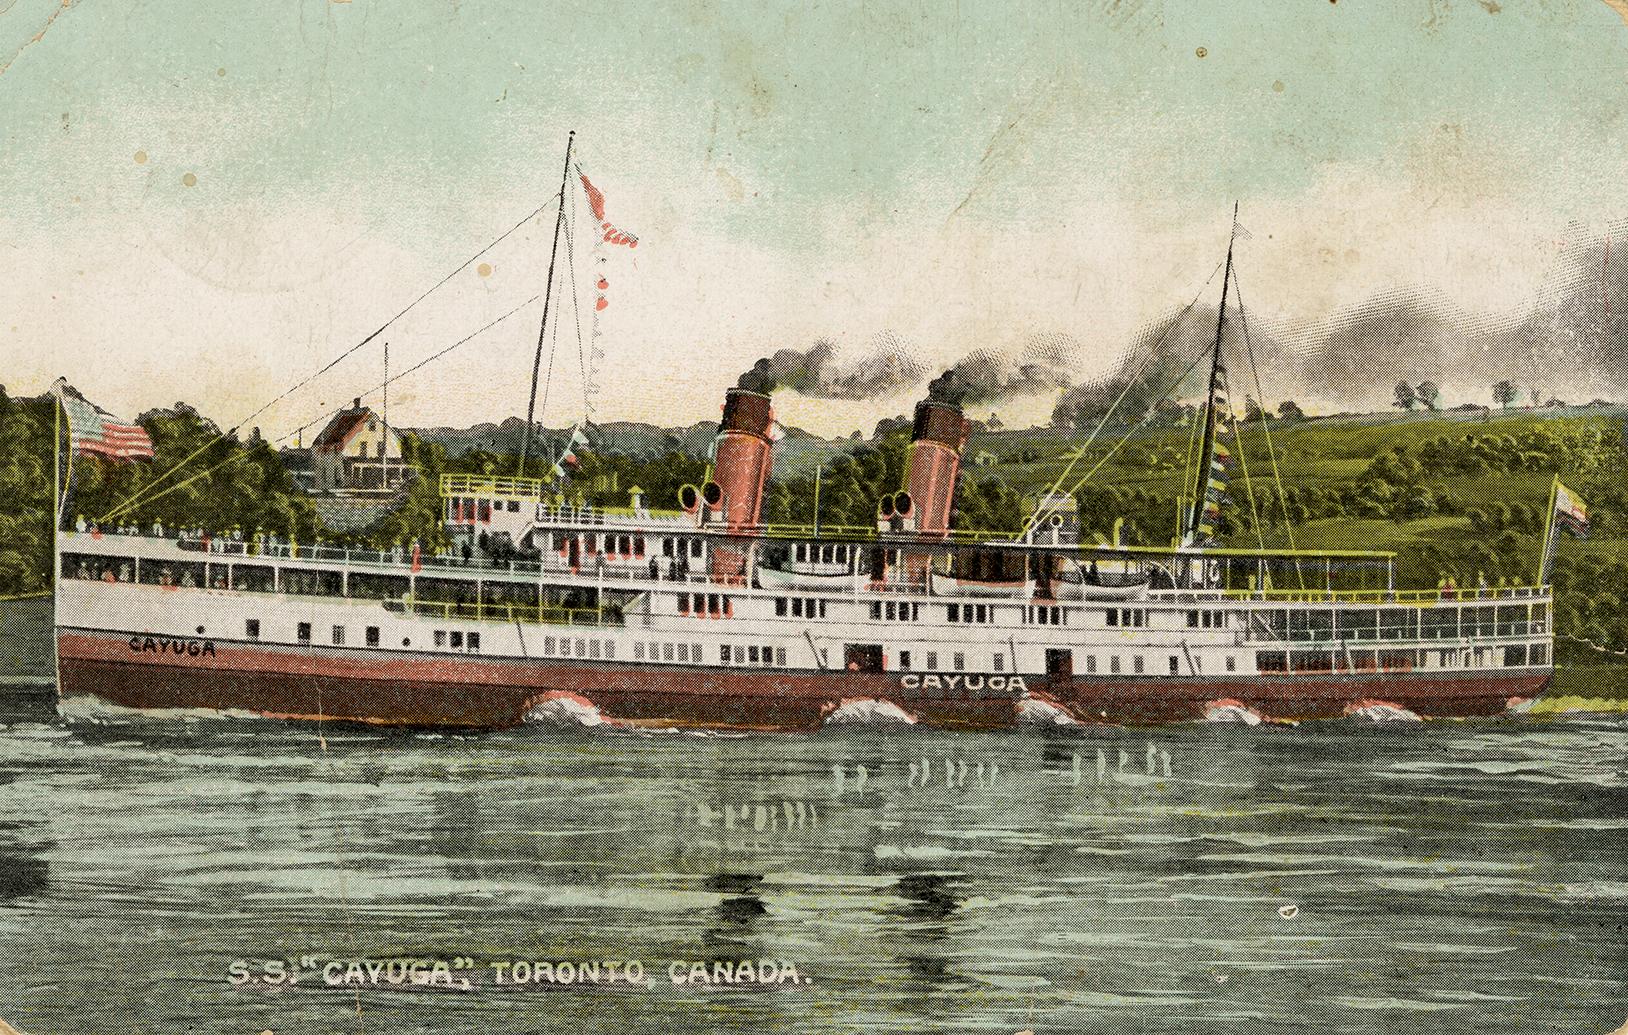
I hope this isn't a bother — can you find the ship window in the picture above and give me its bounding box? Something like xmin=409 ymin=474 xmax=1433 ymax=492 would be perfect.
xmin=993 ymin=653 xmax=1004 ymax=672
xmin=953 ymin=652 xmax=965 ymax=671
xmin=1187 ymin=610 xmax=1200 ymax=628
xmin=1503 ymin=644 xmax=1528 ymax=667
xmin=1133 ymin=656 xmax=1145 ymax=675
xmin=1529 ymin=643 xmax=1547 ymax=666
xmin=366 ymin=626 xmax=379 ymax=647
xmin=1256 ymin=650 xmax=1287 ymax=672
xmin=545 ymin=635 xmax=557 ymax=654
xmin=635 ymin=642 xmax=645 ymax=659
xmin=1107 ymin=609 xmax=1119 ymax=627
xmin=872 ymin=601 xmax=883 ymax=620
xmin=721 ymin=645 xmax=731 ymax=664
xmin=678 ymin=593 xmax=690 ymax=615
xmin=245 ymin=619 xmax=260 ymax=640
xmin=478 ymin=501 xmax=491 ymax=522
xmin=450 ymin=631 xmax=464 ymax=649
xmin=1226 ymin=655 xmax=1237 ymax=672
xmin=775 ymin=648 xmax=786 ymax=665
xmin=733 ymin=645 xmax=746 ymax=664
xmin=676 ymin=643 xmax=687 ymax=662
xmin=1110 ymin=656 xmax=1121 ymax=674
xmin=748 ymin=645 xmax=761 ymax=663
xmin=507 ymin=500 xmax=519 ymax=512
xmin=469 ymin=632 xmax=481 ymax=653
xmin=900 ymin=650 xmax=911 ymax=670
xmin=926 ymin=652 xmax=938 ymax=670
xmin=298 ymin=622 xmax=312 ymax=644
xmin=776 ymin=598 xmax=788 ymax=616
xmin=1086 ymin=655 xmax=1097 ymax=674
xmin=434 ymin=630 xmax=447 ymax=648
xmin=692 ymin=642 xmax=702 ymax=662
xmin=691 ymin=539 xmax=703 ymax=557
xmin=1291 ymin=650 xmax=1333 ymax=673
xmin=588 ymin=639 xmax=600 ymax=658
xmin=574 ymin=638 xmax=586 ymax=658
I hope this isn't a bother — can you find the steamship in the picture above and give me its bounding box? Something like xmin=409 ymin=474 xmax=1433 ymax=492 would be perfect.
xmin=54 ymin=370 xmax=1556 ymax=729
xmin=52 ymin=159 xmax=1555 ymax=729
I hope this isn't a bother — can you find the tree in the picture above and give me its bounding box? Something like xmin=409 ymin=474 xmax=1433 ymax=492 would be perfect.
xmin=1415 ymin=381 xmax=1440 ymax=410
xmin=1276 ymin=400 xmax=1306 ymax=422
xmin=1492 ymin=380 xmax=1519 ymax=409
xmin=1393 ymin=382 xmax=1417 ymax=411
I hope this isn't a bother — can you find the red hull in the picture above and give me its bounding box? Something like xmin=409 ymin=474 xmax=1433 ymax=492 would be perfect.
xmin=56 ymin=630 xmax=1547 ymax=730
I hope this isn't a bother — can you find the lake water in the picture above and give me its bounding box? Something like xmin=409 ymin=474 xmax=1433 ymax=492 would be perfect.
xmin=0 ymin=686 xmax=1625 ymax=1035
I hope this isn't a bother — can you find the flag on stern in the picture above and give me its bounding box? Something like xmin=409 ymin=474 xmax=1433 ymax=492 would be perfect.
xmin=52 ymin=380 xmax=154 ymax=460
xmin=1555 ymin=482 xmax=1590 ymax=539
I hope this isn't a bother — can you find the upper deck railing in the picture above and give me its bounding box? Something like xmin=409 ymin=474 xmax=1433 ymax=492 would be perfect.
xmin=60 ymin=531 xmax=1549 ymax=606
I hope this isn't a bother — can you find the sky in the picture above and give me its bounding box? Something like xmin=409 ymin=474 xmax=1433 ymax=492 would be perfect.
xmin=4 ymin=0 xmax=1628 ymax=438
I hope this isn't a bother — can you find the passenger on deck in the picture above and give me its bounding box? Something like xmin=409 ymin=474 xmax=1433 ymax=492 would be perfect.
xmin=100 ymin=568 xmax=115 ymax=583
xmin=75 ymin=515 xmax=86 ymax=533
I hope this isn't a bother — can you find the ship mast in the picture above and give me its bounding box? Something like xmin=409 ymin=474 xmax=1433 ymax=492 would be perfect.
xmin=519 ymin=130 xmax=576 ymax=477
xmin=1183 ymin=205 xmax=1238 ymax=549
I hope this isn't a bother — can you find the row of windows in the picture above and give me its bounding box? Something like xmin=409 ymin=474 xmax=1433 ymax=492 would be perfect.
xmin=271 ymin=620 xmax=414 ymax=650
xmin=1106 ymin=608 xmax=1146 ymax=628
xmin=1024 ymin=605 xmax=1067 ymax=626
xmin=1082 ymin=653 xmax=1238 ymax=675
xmin=678 ymin=593 xmax=733 ymax=617
xmin=871 ymin=601 xmax=922 ymax=622
xmin=662 ymin=537 xmax=706 ymax=558
xmin=634 ymin=641 xmax=703 ymax=663
xmin=793 ymin=543 xmax=854 ymax=564
xmin=549 ymin=532 xmax=647 ymax=557
xmin=774 ymin=597 xmax=829 ymax=618
xmin=1254 ymin=643 xmax=1546 ymax=673
xmin=723 ymin=643 xmax=787 ymax=666
xmin=946 ymin=603 xmax=995 ymax=624
xmin=543 ymin=635 xmax=614 ymax=660
xmin=1186 ymin=610 xmax=1226 ymax=629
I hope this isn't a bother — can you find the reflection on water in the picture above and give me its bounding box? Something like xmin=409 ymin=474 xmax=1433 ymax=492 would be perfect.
xmin=0 ymin=688 xmax=1625 ymax=1034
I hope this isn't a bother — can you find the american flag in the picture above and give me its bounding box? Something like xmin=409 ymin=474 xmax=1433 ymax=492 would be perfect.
xmin=53 ymin=381 xmax=154 ymax=460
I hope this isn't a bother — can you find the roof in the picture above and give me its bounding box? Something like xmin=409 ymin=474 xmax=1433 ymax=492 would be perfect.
xmin=312 ymin=407 xmax=388 ymax=451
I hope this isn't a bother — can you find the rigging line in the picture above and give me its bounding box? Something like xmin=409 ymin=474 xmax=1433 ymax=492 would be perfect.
xmin=112 ymin=196 xmax=560 ymax=518
xmin=100 ymin=294 xmax=542 ymax=523
xmin=1025 ymin=258 xmax=1226 ymax=534
xmin=520 ymin=133 xmax=577 ymax=475
xmin=1038 ymin=329 xmax=1218 ymax=526
xmin=1230 ymin=269 xmax=1305 ymax=589
xmin=559 ymin=176 xmax=590 ymax=420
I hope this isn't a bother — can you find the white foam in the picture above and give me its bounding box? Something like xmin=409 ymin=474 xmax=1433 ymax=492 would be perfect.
xmin=56 ymin=694 xmax=268 ymax=725
xmin=823 ymin=698 xmax=917 ymax=726
xmin=1203 ymin=700 xmax=1263 ymax=725
xmin=523 ymin=693 xmax=613 ymax=728
xmin=1347 ymin=701 xmax=1423 ymax=723
xmin=1017 ymin=696 xmax=1080 ymax=727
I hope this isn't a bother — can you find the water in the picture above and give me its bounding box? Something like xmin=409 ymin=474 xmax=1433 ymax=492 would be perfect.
xmin=0 ymin=688 xmax=1625 ymax=1034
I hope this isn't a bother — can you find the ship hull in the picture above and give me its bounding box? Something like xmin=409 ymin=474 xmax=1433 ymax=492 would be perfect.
xmin=57 ymin=629 xmax=1546 ymax=730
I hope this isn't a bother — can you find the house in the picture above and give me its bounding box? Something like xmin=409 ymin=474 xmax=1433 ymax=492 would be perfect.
xmin=972 ymin=449 xmax=999 ymax=467
xmin=311 ymin=398 xmax=407 ymax=492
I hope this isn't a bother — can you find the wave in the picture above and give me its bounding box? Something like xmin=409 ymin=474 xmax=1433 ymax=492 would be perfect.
xmin=823 ymin=698 xmax=917 ymax=726
xmin=1345 ymin=700 xmax=1422 ymax=723
xmin=522 ymin=692 xmax=619 ymax=729
xmin=1017 ymin=695 xmax=1080 ymax=727
xmin=56 ymin=694 xmax=270 ymax=726
xmin=1202 ymin=699 xmax=1263 ymax=725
